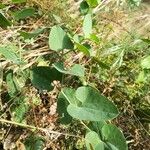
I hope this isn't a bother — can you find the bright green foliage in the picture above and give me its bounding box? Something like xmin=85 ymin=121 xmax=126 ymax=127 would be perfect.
xmin=14 ymin=8 xmax=35 ymax=21
xmin=141 ymin=56 xmax=150 ymax=69
xmin=86 ymin=0 xmax=99 ymax=7
xmin=0 ymin=45 xmax=22 ymax=64
xmin=0 ymin=13 xmax=11 ymax=28
xmin=30 ymin=67 xmax=62 ymax=91
xmin=136 ymin=70 xmax=145 ymax=83
xmin=12 ymin=0 xmax=26 ymax=3
xmin=0 ymin=3 xmax=6 ymax=9
xmin=90 ymin=33 xmax=100 ymax=44
xmin=83 ymin=14 xmax=92 ymax=38
xmin=53 ymin=62 xmax=85 ymax=77
xmin=101 ymin=124 xmax=128 ymax=150
xmin=49 ymin=25 xmax=74 ymax=51
xmin=85 ymin=131 xmax=104 ymax=150
xmin=75 ymin=43 xmax=91 ymax=56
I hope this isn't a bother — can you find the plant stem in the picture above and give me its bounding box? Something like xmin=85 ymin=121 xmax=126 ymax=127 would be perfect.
xmin=0 ymin=65 xmax=3 ymax=109
xmin=0 ymin=118 xmax=81 ymax=138
xmin=80 ymin=121 xmax=91 ymax=131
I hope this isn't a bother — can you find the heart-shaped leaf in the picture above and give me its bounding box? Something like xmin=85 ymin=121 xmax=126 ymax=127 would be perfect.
xmin=30 ymin=67 xmax=62 ymax=91
xmin=49 ymin=25 xmax=73 ymax=51
xmin=60 ymin=86 xmax=119 ymax=121
xmin=101 ymin=124 xmax=128 ymax=150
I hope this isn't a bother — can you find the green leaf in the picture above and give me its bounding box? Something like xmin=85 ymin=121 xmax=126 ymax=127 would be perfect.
xmin=70 ymin=64 xmax=85 ymax=77
xmin=57 ymin=88 xmax=80 ymax=124
xmin=88 ymin=121 xmax=106 ymax=138
xmin=53 ymin=62 xmax=85 ymax=77
xmin=53 ymin=14 xmax=62 ymax=23
xmin=66 ymin=86 xmax=119 ymax=121
xmin=49 ymin=25 xmax=74 ymax=51
xmin=14 ymin=8 xmax=35 ymax=21
xmin=86 ymin=0 xmax=98 ymax=7
xmin=73 ymin=34 xmax=80 ymax=43
xmin=105 ymin=142 xmax=120 ymax=150
xmin=128 ymin=0 xmax=141 ymax=7
xmin=30 ymin=67 xmax=62 ymax=91
xmin=19 ymin=28 xmax=44 ymax=39
xmin=141 ymin=38 xmax=150 ymax=44
xmin=85 ymin=131 xmax=104 ymax=150
xmin=0 ymin=3 xmax=6 ymax=9
xmin=76 ymin=43 xmax=90 ymax=56
xmin=102 ymin=124 xmax=128 ymax=150
xmin=12 ymin=0 xmax=26 ymax=3
xmin=24 ymin=135 xmax=45 ymax=150
xmin=10 ymin=97 xmax=29 ymax=123
xmin=90 ymin=34 xmax=100 ymax=44
xmin=0 ymin=13 xmax=11 ymax=28
xmin=92 ymin=57 xmax=110 ymax=69
xmin=0 ymin=45 xmax=22 ymax=64
xmin=141 ymin=56 xmax=150 ymax=69
xmin=61 ymin=88 xmax=80 ymax=105
xmin=80 ymin=1 xmax=89 ymax=15
xmin=73 ymin=34 xmax=84 ymax=43
xmin=136 ymin=70 xmax=147 ymax=83
xmin=83 ymin=14 xmax=92 ymax=38
xmin=6 ymin=70 xmax=19 ymax=97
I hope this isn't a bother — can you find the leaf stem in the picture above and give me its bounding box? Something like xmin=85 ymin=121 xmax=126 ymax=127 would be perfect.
xmin=80 ymin=121 xmax=91 ymax=131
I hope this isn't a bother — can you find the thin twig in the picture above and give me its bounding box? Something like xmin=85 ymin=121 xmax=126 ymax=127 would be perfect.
xmin=0 ymin=63 xmax=3 ymax=108
xmin=0 ymin=118 xmax=81 ymax=138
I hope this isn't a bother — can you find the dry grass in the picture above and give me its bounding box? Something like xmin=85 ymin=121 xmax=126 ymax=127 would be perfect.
xmin=27 ymin=0 xmax=58 ymax=11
